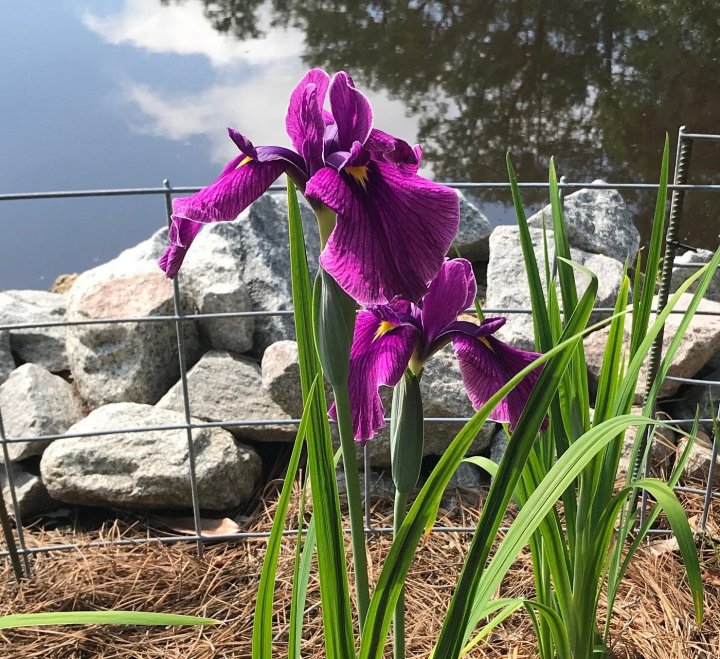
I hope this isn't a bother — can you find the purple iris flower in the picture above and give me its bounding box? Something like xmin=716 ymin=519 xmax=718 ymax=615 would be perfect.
xmin=333 ymin=258 xmax=544 ymax=442
xmin=159 ymin=68 xmax=460 ymax=306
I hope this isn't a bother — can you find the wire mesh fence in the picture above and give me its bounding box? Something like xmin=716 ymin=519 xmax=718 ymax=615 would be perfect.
xmin=0 ymin=128 xmax=718 ymax=581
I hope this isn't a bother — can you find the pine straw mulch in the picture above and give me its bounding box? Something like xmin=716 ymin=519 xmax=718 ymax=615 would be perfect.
xmin=0 ymin=482 xmax=718 ymax=659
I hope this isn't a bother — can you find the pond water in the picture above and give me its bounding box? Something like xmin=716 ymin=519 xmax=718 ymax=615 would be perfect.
xmin=1 ymin=0 xmax=718 ymax=288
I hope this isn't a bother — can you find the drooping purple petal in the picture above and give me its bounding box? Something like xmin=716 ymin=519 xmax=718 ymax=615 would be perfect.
xmin=286 ymin=68 xmax=330 ymax=155
xmin=171 ymin=157 xmax=286 ymax=225
xmin=158 ymin=215 xmax=204 ymax=278
xmin=307 ymin=161 xmax=460 ymax=306
xmin=329 ymin=308 xmax=417 ymax=441
xmin=452 ymin=334 xmax=543 ymax=430
xmin=419 ymin=258 xmax=477 ymax=354
xmin=329 ymin=71 xmax=373 ymax=152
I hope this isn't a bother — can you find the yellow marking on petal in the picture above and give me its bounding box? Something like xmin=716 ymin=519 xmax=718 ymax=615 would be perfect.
xmin=236 ymin=155 xmax=254 ymax=169
xmin=479 ymin=336 xmax=494 ymax=352
xmin=345 ymin=165 xmax=369 ymax=189
xmin=373 ymin=320 xmax=397 ymax=342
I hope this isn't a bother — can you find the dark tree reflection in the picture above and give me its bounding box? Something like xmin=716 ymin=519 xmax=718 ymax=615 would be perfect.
xmin=160 ymin=0 xmax=268 ymax=40
xmin=165 ymin=0 xmax=720 ymax=247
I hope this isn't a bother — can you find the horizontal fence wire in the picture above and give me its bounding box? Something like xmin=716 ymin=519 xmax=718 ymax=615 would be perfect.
xmin=0 ymin=171 xmax=719 ymax=569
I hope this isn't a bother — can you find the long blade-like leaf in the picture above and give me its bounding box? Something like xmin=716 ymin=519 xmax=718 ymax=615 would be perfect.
xmin=0 ymin=612 xmax=217 ymax=629
xmin=253 ymin=376 xmax=319 ymax=659
xmin=286 ymin=177 xmax=355 ymax=659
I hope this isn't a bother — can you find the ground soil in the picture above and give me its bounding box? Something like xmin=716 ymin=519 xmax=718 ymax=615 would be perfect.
xmin=0 ymin=482 xmax=718 ymax=658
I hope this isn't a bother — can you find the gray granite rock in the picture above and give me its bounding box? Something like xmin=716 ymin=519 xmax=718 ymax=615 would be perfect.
xmin=683 ymin=367 xmax=720 ymax=433
xmin=488 ymin=428 xmax=509 ymax=465
xmin=0 ymin=331 xmax=14 ymax=385
xmin=195 ymin=193 xmax=320 ymax=353
xmin=40 ymin=403 xmax=261 ymax=510
xmin=0 ymin=290 xmax=69 ymax=372
xmin=0 ymin=364 xmax=83 ymax=462
xmin=420 ymin=345 xmax=497 ymax=453
xmin=261 ymin=340 xmax=303 ymax=418
xmin=486 ymin=225 xmax=625 ymax=348
xmin=677 ymin=435 xmax=720 ymax=488
xmin=618 ymin=415 xmax=677 ymax=476
xmin=448 ymin=461 xmax=484 ymax=491
xmin=180 ymin=228 xmax=254 ymax=354
xmin=158 ymin=350 xmax=297 ymax=442
xmin=454 ymin=191 xmax=492 ymax=262
xmin=67 ymin=269 xmax=200 ymax=407
xmin=670 ymin=249 xmax=720 ymax=302
xmin=526 ymin=182 xmax=639 ymax=262
xmin=1 ymin=463 xmax=57 ymax=518
xmin=585 ymin=294 xmax=720 ymax=402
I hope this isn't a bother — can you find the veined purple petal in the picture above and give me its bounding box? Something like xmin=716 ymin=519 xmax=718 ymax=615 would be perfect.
xmin=256 ymin=145 xmax=307 ymax=179
xmin=307 ymin=161 xmax=460 ymax=306
xmin=286 ymin=68 xmax=330 ymax=155
xmin=329 ymin=309 xmax=417 ymax=441
xmin=453 ymin=334 xmax=543 ymax=430
xmin=158 ymin=215 xmax=204 ymax=278
xmin=158 ymin=155 xmax=286 ymax=278
xmin=419 ymin=258 xmax=477 ymax=354
xmin=365 ymin=129 xmax=420 ymax=170
xmin=172 ymin=157 xmax=286 ymax=225
xmin=297 ymin=84 xmax=326 ymax=175
xmin=329 ymin=72 xmax=373 ymax=152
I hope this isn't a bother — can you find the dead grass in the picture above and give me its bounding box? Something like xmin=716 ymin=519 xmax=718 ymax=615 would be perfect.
xmin=0 ymin=483 xmax=718 ymax=659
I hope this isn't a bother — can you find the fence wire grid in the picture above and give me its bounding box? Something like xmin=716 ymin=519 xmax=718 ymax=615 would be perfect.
xmin=0 ymin=127 xmax=719 ymax=580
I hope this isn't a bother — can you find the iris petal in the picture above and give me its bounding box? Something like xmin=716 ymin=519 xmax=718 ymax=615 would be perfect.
xmin=158 ymin=155 xmax=286 ymax=278
xmin=171 ymin=157 xmax=286 ymax=226
xmin=420 ymin=259 xmax=477 ymax=352
xmin=158 ymin=215 xmax=203 ymax=278
xmin=329 ymin=309 xmax=417 ymax=441
xmin=329 ymin=72 xmax=373 ymax=152
xmin=453 ymin=334 xmax=543 ymax=430
xmin=286 ymin=68 xmax=330 ymax=156
xmin=307 ymin=161 xmax=460 ymax=306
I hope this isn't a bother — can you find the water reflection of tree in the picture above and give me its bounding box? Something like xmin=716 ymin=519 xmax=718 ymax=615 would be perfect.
xmin=176 ymin=0 xmax=720 ymax=246
xmin=160 ymin=0 xmax=267 ymax=40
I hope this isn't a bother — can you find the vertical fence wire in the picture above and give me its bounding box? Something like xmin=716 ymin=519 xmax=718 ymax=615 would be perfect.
xmin=163 ymin=179 xmax=205 ymax=558
xmin=0 ymin=409 xmax=30 ymax=579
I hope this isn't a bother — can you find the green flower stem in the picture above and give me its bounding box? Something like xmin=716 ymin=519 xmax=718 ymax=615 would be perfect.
xmin=333 ymin=382 xmax=371 ymax=632
xmin=393 ymin=490 xmax=409 ymax=659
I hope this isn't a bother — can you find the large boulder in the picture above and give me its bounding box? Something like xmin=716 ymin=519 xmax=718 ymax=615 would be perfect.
xmin=670 ymin=249 xmax=720 ymax=302
xmin=526 ymin=183 xmax=639 ymax=263
xmin=584 ymin=294 xmax=720 ymax=402
xmin=420 ymin=345 xmax=497 ymax=453
xmin=0 ymin=290 xmax=69 ymax=372
xmin=179 ymin=228 xmax=254 ymax=354
xmin=454 ymin=191 xmax=492 ymax=261
xmin=0 ymin=364 xmax=83 ymax=462
xmin=486 ymin=226 xmax=625 ymax=348
xmin=157 ymin=350 xmax=297 ymax=443
xmin=0 ymin=331 xmax=14 ymax=385
xmin=189 ymin=193 xmax=321 ymax=353
xmin=40 ymin=403 xmax=261 ymax=510
xmin=67 ymin=269 xmax=199 ymax=407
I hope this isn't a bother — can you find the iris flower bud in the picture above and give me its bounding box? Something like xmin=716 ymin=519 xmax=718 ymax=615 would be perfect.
xmin=390 ymin=371 xmax=424 ymax=495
